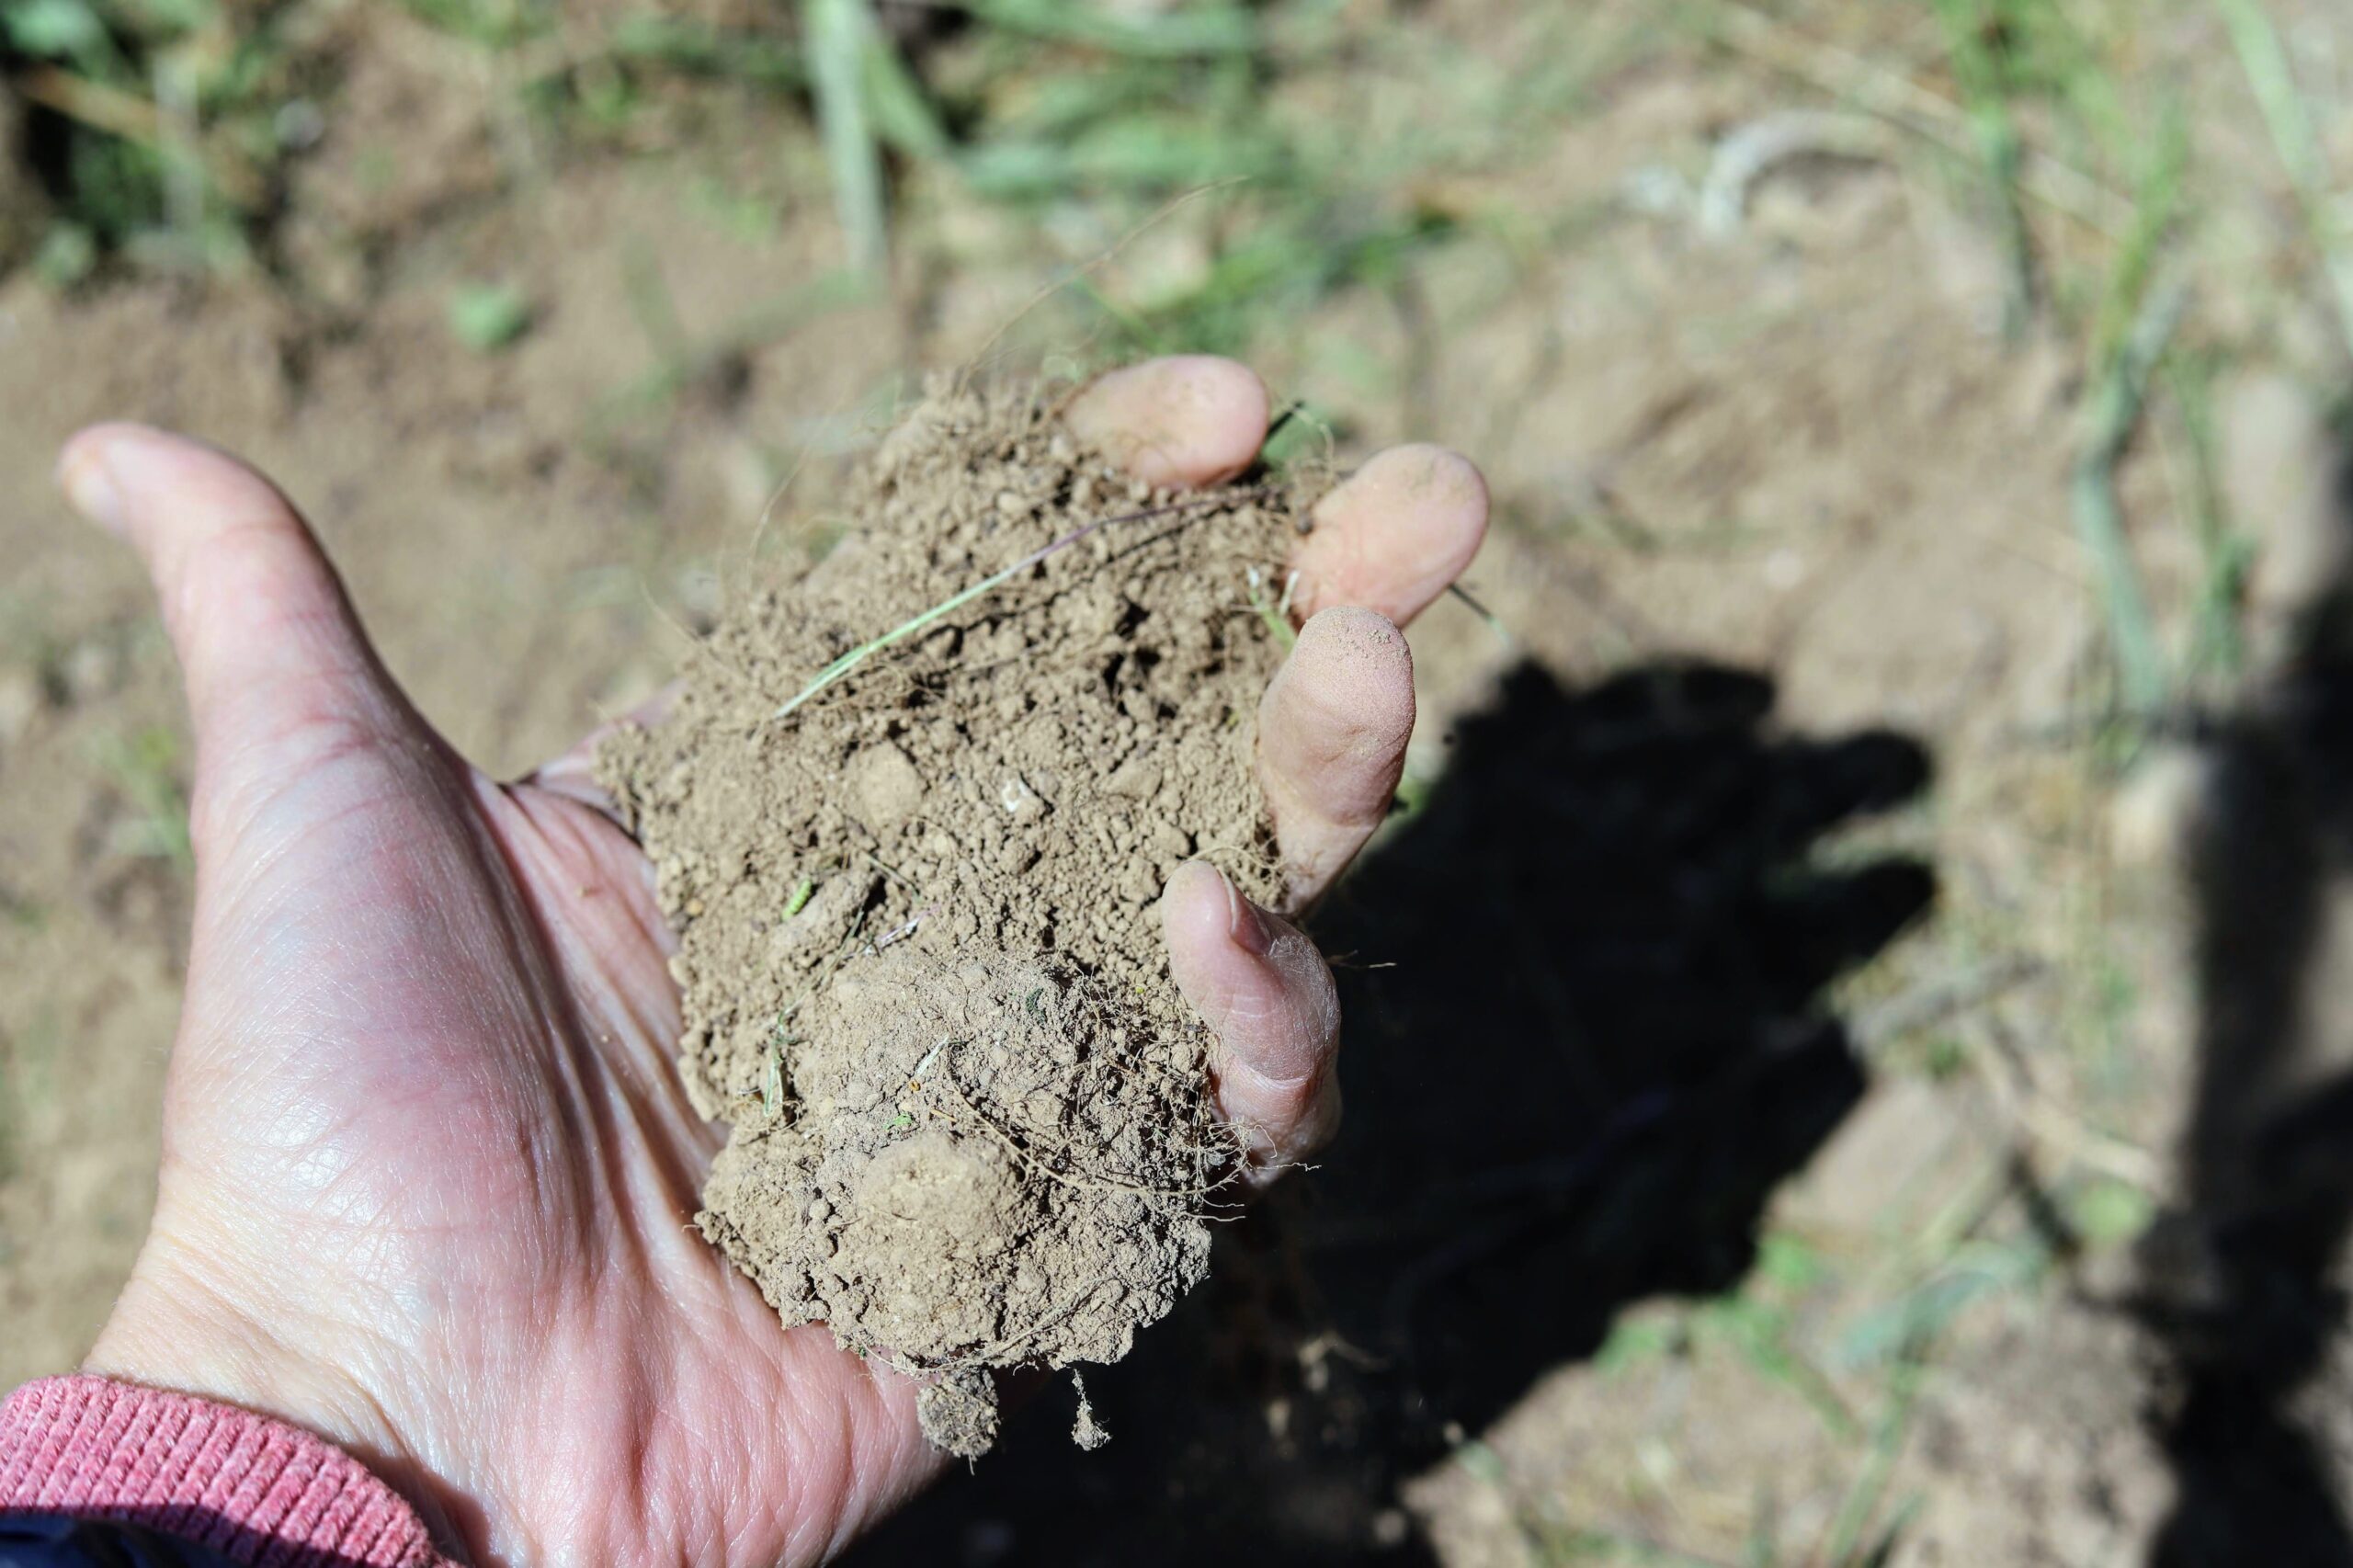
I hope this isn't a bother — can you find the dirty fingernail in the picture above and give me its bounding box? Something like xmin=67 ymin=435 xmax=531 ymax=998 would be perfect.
xmin=1222 ymin=869 xmax=1274 ymax=957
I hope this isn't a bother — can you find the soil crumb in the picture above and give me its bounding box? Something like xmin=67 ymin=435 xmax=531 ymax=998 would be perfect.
xmin=600 ymin=377 xmax=1299 ymax=1456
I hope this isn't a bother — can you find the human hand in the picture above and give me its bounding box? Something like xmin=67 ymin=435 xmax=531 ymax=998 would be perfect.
xmin=72 ymin=355 xmax=1486 ymax=1564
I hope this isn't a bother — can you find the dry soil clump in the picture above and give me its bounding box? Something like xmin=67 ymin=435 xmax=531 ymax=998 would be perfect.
xmin=600 ymin=379 xmax=1298 ymax=1456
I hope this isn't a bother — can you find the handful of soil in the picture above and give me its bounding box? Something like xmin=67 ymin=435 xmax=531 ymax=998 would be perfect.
xmin=599 ymin=379 xmax=1301 ymax=1456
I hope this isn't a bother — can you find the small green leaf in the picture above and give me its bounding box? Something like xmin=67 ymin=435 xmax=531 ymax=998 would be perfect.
xmin=447 ymin=281 xmax=533 ymax=352
xmin=1756 ymin=1231 xmax=1826 ymax=1290
xmin=761 ymin=1047 xmax=785 ymax=1119
xmin=1451 ymin=1438 xmax=1508 ymax=1485
xmin=2069 ymin=1177 xmax=2155 ymax=1247
xmin=1595 ymin=1312 xmax=1680 ymax=1371
xmin=5 ymin=0 xmax=106 ymax=60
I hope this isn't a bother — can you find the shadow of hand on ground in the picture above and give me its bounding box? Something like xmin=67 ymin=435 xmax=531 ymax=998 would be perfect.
xmin=846 ymin=658 xmax=1932 ymax=1566
xmin=2139 ymin=426 xmax=2353 ymax=1567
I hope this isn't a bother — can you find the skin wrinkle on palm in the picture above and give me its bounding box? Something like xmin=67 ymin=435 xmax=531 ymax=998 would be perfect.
xmin=58 ymin=355 xmax=1486 ymax=1563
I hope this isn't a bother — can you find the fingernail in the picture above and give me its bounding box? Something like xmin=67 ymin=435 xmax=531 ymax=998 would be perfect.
xmin=58 ymin=439 xmax=126 ymax=537
xmin=1221 ymin=869 xmax=1274 ymax=957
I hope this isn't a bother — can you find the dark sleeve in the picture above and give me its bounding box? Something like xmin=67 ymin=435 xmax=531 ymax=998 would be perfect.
xmin=0 ymin=1516 xmax=240 ymax=1568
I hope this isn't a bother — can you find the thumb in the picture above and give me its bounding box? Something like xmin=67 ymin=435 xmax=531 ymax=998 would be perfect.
xmin=1163 ymin=861 xmax=1342 ymax=1181
xmin=59 ymin=424 xmax=440 ymax=847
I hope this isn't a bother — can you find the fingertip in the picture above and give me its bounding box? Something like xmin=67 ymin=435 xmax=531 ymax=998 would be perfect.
xmin=56 ymin=422 xmax=419 ymax=785
xmin=57 ymin=422 xmax=168 ymax=539
xmin=1161 ymin=858 xmax=1334 ymax=1088
xmin=1292 ymin=600 xmax=1414 ymax=665
xmin=1162 ymin=862 xmax=1250 ymax=1062
xmin=1279 ymin=606 xmax=1416 ymax=757
xmin=1293 ymin=443 xmax=1489 ymax=625
xmin=58 ymin=424 xmax=287 ymax=557
xmin=1064 ymin=356 xmax=1270 ymax=489
xmin=1161 ymin=858 xmax=1249 ymax=959
xmin=1160 ymin=858 xmax=1340 ymax=1169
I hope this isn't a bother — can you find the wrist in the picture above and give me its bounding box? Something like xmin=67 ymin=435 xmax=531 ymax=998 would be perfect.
xmin=90 ymin=1243 xmax=392 ymax=1450
xmin=0 ymin=1374 xmax=459 ymax=1567
xmin=85 ymin=1240 xmax=478 ymax=1561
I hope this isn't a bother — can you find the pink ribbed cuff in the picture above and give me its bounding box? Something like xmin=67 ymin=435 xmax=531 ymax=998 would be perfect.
xmin=0 ymin=1376 xmax=452 ymax=1567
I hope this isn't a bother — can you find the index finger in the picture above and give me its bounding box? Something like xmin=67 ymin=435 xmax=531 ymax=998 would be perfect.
xmin=1062 ymin=356 xmax=1271 ymax=489
xmin=1288 ymin=443 xmax=1488 ymax=629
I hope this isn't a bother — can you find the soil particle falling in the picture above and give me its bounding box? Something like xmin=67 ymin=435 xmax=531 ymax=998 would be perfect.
xmin=599 ymin=378 xmax=1301 ymax=1456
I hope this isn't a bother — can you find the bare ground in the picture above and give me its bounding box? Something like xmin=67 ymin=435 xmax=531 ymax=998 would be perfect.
xmin=5 ymin=3 xmax=2350 ymax=1562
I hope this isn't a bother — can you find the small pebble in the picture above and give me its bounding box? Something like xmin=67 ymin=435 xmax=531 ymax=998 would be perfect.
xmin=998 ymin=774 xmax=1047 ymax=822
xmin=1115 ymin=857 xmax=1162 ymax=903
xmin=1101 ymin=753 xmax=1160 ymax=801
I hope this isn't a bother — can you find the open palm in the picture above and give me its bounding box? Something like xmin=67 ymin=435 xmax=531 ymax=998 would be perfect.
xmin=70 ymin=358 xmax=1487 ymax=1565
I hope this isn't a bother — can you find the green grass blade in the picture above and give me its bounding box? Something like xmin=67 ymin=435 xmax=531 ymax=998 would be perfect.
xmin=2074 ymin=278 xmax=2187 ymax=719
xmin=2090 ymin=97 xmax=2188 ymax=368
xmin=2218 ymin=0 xmax=2325 ymax=191
xmin=605 ymin=17 xmax=802 ymax=85
xmin=1931 ymin=0 xmax=2038 ymax=337
xmin=860 ymin=20 xmax=948 ymax=159
xmin=960 ymin=0 xmax=1259 ymax=59
xmin=773 ymin=491 xmax=1270 ymax=720
xmin=806 ymin=0 xmax=890 ymax=276
xmin=2216 ymin=0 xmax=2353 ymax=359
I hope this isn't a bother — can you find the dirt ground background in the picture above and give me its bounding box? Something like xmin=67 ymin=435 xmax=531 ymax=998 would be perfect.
xmin=5 ymin=0 xmax=2353 ymax=1562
